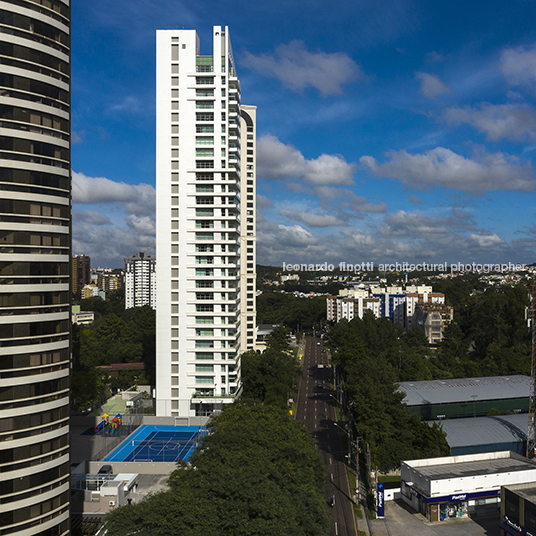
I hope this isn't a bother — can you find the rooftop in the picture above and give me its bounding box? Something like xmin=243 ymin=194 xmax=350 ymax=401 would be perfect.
xmin=399 ymin=375 xmax=530 ymax=406
xmin=404 ymin=451 xmax=536 ymax=481
xmin=431 ymin=413 xmax=528 ymax=448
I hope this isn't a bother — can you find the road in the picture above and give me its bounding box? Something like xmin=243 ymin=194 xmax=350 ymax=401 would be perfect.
xmin=295 ymin=336 xmax=359 ymax=536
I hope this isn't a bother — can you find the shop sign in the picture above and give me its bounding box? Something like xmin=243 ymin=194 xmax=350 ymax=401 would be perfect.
xmin=503 ymin=515 xmax=536 ymax=536
xmin=426 ymin=488 xmax=500 ymax=504
xmin=377 ymin=483 xmax=385 ymax=518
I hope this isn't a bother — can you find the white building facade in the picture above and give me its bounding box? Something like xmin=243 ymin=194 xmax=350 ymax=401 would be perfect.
xmin=124 ymin=252 xmax=156 ymax=309
xmin=155 ymin=26 xmax=255 ymax=417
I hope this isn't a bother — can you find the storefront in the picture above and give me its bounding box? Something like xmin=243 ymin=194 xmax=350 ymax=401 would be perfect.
xmin=499 ymin=484 xmax=536 ymax=536
xmin=401 ymin=451 xmax=536 ymax=524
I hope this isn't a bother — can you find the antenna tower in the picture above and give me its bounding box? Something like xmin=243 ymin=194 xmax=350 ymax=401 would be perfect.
xmin=527 ymin=282 xmax=536 ymax=458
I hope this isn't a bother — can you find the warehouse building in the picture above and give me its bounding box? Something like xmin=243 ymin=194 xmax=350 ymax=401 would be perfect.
xmin=432 ymin=414 xmax=528 ymax=456
xmin=399 ymin=376 xmax=530 ymax=421
xmin=401 ymin=451 xmax=536 ymax=523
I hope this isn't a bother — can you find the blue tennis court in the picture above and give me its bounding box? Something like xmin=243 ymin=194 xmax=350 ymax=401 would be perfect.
xmin=104 ymin=425 xmax=204 ymax=463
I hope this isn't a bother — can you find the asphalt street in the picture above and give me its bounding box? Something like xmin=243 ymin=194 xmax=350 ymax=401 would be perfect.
xmin=295 ymin=336 xmax=359 ymax=536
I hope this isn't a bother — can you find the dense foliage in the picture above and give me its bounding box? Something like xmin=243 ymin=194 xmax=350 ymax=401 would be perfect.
xmin=71 ymin=292 xmax=155 ymax=411
xmin=105 ymin=405 xmax=330 ymax=536
xmin=240 ymin=327 xmax=302 ymax=408
xmin=256 ymin=290 xmax=327 ymax=332
xmin=329 ymin=314 xmax=450 ymax=471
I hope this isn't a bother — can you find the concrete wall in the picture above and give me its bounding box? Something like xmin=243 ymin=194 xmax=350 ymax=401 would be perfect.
xmin=87 ymin=460 xmax=177 ymax=475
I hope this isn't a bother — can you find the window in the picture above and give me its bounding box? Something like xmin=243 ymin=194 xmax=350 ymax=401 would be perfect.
xmin=196 ymin=268 xmax=214 ymax=277
xmin=196 ymin=113 xmax=214 ymax=122
xmin=196 ymin=208 xmax=213 ymax=216
xmin=196 ymin=257 xmax=214 ymax=265
xmin=196 ymin=197 xmax=213 ymax=205
xmin=195 ymin=340 xmax=213 ymax=348
xmin=196 ymin=136 xmax=214 ymax=146
xmin=196 ymin=77 xmax=214 ymax=85
xmin=196 ymin=352 xmax=214 ymax=359
xmin=195 ymin=376 xmax=214 ymax=383
xmin=196 ymin=185 xmax=214 ymax=193
xmin=196 ymin=57 xmax=214 ymax=72
xmin=196 ymin=161 xmax=214 ymax=169
xmin=196 ymin=304 xmax=214 ymax=312
xmin=196 ymin=172 xmax=213 ymax=180
xmin=196 ymin=328 xmax=214 ymax=336
xmin=196 ymin=292 xmax=214 ymax=300
xmin=196 ymin=101 xmax=214 ymax=109
xmin=196 ymin=232 xmax=213 ymax=241
xmin=196 ymin=281 xmax=214 ymax=288
xmin=196 ymin=244 xmax=214 ymax=253
xmin=196 ymin=220 xmax=213 ymax=228
xmin=196 ymin=148 xmax=214 ymax=157
xmin=196 ymin=89 xmax=214 ymax=97
xmin=196 ymin=125 xmax=214 ymax=134
xmin=196 ymin=364 xmax=214 ymax=372
xmin=196 ymin=316 xmax=214 ymax=323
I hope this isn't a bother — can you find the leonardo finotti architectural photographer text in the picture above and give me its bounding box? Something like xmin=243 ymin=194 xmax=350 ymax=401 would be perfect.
xmin=282 ymin=262 xmax=527 ymax=274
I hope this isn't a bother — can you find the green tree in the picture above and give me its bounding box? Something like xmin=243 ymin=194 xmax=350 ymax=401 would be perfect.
xmin=105 ymin=406 xmax=330 ymax=536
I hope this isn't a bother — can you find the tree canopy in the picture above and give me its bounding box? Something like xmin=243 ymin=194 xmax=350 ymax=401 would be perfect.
xmin=105 ymin=405 xmax=330 ymax=536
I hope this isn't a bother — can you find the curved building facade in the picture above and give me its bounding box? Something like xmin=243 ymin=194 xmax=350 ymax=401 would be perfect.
xmin=0 ymin=1 xmax=71 ymax=535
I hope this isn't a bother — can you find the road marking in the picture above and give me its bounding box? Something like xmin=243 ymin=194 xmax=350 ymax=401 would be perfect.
xmin=330 ymin=473 xmax=333 ymax=481
xmin=330 ymin=458 xmax=332 ymax=464
xmin=335 ymin=522 xmax=338 ymax=535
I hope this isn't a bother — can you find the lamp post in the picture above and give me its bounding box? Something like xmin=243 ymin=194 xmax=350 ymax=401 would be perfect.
xmin=334 ymin=421 xmax=359 ymax=502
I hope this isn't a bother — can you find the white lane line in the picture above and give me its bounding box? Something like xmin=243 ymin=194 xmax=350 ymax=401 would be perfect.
xmin=330 ymin=458 xmax=333 ymax=464
xmin=335 ymin=522 xmax=338 ymax=535
xmin=330 ymin=473 xmax=333 ymax=481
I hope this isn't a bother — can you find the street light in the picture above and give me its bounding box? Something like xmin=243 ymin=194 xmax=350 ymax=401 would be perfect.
xmin=333 ymin=422 xmax=359 ymax=502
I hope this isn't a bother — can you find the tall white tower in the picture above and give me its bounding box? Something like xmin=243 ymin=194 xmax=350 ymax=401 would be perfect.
xmin=155 ymin=26 xmax=256 ymax=417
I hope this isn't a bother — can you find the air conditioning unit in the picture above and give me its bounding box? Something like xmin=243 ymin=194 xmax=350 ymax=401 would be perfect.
xmin=109 ymin=501 xmax=116 ymax=507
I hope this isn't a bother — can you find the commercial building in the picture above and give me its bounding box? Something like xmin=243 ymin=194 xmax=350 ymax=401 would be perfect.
xmin=0 ymin=1 xmax=71 ymax=534
xmin=94 ymin=268 xmax=123 ymax=293
xmin=501 ymin=483 xmax=536 ymax=536
xmin=155 ymin=26 xmax=256 ymax=417
xmin=401 ymin=451 xmax=536 ymax=523
xmin=124 ymin=252 xmax=156 ymax=310
xmin=398 ymin=375 xmax=530 ymax=421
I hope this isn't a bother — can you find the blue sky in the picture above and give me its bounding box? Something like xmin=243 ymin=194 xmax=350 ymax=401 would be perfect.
xmin=72 ymin=0 xmax=536 ymax=268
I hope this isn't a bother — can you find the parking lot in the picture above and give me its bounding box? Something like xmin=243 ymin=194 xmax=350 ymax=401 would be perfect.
xmin=367 ymin=499 xmax=500 ymax=536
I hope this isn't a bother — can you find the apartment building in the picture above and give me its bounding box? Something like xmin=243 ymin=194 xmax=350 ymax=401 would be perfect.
xmin=0 ymin=1 xmax=71 ymax=533
xmin=124 ymin=252 xmax=156 ymax=309
xmin=155 ymin=26 xmax=256 ymax=417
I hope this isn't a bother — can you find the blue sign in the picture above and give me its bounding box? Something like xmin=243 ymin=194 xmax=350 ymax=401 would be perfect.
xmin=425 ymin=488 xmax=500 ymax=504
xmin=377 ymin=483 xmax=385 ymax=518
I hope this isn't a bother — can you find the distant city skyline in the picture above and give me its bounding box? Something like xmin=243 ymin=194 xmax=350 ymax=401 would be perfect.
xmin=72 ymin=1 xmax=536 ymax=267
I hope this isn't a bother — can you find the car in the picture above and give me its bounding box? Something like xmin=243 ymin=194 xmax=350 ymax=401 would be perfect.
xmin=316 ymin=382 xmax=322 ymax=389
xmin=317 ymin=362 xmax=323 ymax=369
xmin=317 ymin=342 xmax=320 ymax=346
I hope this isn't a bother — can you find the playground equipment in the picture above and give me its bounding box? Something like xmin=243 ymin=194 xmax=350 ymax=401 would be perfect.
xmin=94 ymin=413 xmax=122 ymax=434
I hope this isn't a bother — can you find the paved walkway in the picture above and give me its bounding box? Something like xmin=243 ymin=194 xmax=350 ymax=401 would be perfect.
xmin=367 ymin=500 xmax=500 ymax=536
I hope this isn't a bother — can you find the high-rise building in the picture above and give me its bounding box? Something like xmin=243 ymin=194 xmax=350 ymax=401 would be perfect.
xmin=0 ymin=1 xmax=71 ymax=535
xmin=155 ymin=26 xmax=256 ymax=417
xmin=72 ymin=254 xmax=90 ymax=297
xmin=124 ymin=252 xmax=156 ymax=309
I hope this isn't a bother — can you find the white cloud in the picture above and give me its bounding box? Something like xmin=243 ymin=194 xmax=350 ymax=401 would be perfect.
xmin=500 ymin=44 xmax=536 ymax=89
xmin=73 ymin=210 xmax=111 ymax=226
xmin=360 ymin=147 xmax=536 ymax=192
xmin=72 ymin=171 xmax=155 ymax=215
xmin=425 ymin=51 xmax=446 ymax=64
xmin=257 ymin=135 xmax=355 ymax=185
xmin=72 ymin=131 xmax=85 ymax=144
xmin=313 ymin=186 xmax=387 ymax=214
xmin=443 ymin=103 xmax=536 ymax=142
xmin=256 ymin=194 xmax=274 ymax=209
xmin=242 ymin=41 xmax=363 ymax=96
xmin=415 ymin=72 xmax=452 ymax=99
xmin=109 ymin=95 xmax=141 ymax=114
xmin=72 ymin=171 xmax=156 ymax=267
xmin=467 ymin=233 xmax=504 ymax=248
xmin=279 ymin=209 xmax=347 ymax=228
